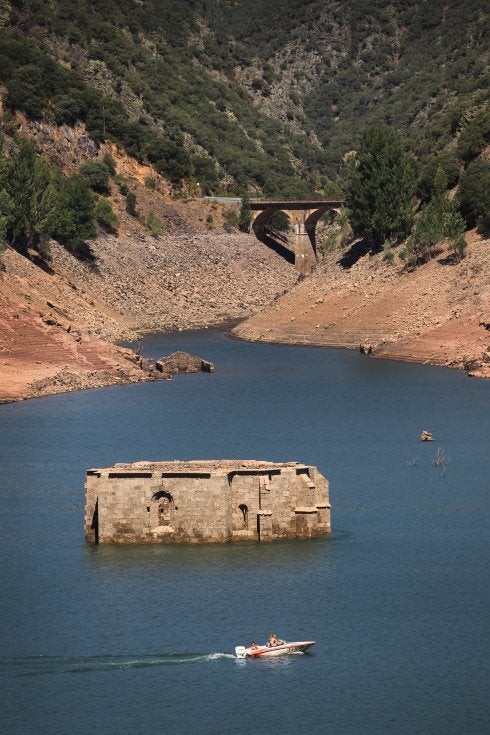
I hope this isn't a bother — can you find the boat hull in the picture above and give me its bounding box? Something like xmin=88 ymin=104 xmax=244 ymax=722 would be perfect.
xmin=235 ymin=641 xmax=316 ymax=658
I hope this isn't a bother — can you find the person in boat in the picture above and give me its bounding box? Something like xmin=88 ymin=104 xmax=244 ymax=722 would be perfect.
xmin=250 ymin=641 xmax=259 ymax=651
xmin=268 ymin=633 xmax=280 ymax=647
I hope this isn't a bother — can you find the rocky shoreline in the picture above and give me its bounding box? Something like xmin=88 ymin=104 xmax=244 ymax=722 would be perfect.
xmin=1 ymin=227 xmax=488 ymax=404
xmin=0 ymin=226 xmax=297 ymax=402
xmin=231 ymin=234 xmax=490 ymax=379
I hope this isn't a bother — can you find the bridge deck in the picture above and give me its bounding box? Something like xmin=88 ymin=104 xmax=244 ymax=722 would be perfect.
xmin=249 ymin=199 xmax=344 ymax=209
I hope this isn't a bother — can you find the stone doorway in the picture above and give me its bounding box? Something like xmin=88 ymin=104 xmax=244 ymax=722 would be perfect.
xmin=152 ymin=491 xmax=174 ymax=526
xmin=238 ymin=503 xmax=248 ymax=530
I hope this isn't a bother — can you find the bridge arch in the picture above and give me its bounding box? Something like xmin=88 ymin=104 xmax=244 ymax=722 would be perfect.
xmin=249 ymin=199 xmax=344 ymax=273
xmin=251 ymin=208 xmax=292 ymax=231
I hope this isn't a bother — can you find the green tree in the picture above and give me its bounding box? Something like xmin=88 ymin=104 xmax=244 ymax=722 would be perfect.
xmin=417 ymin=151 xmax=460 ymax=203
xmin=402 ymin=167 xmax=467 ymax=265
xmin=52 ymin=90 xmax=87 ymax=126
xmin=346 ymin=126 xmax=415 ymax=245
xmin=458 ymin=160 xmax=490 ymax=234
xmin=238 ymin=192 xmax=251 ymax=232
xmin=7 ymin=65 xmax=46 ymax=119
xmin=6 ymin=139 xmax=58 ymax=258
xmin=148 ymin=141 xmax=191 ymax=185
xmin=52 ymin=173 xmax=97 ymax=256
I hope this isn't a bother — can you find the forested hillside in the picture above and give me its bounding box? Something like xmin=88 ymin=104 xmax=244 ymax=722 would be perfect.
xmin=0 ymin=0 xmax=488 ymax=197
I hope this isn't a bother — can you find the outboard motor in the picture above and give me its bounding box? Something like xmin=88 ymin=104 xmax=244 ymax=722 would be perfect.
xmin=235 ymin=646 xmax=247 ymax=658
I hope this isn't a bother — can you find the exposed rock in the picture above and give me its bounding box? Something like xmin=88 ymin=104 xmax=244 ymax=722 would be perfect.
xmin=360 ymin=342 xmax=376 ymax=354
xmin=462 ymin=357 xmax=482 ymax=372
xmin=155 ymin=351 xmax=214 ymax=375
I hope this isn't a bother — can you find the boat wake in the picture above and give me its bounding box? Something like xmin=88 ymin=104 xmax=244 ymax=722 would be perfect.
xmin=1 ymin=652 xmax=236 ymax=677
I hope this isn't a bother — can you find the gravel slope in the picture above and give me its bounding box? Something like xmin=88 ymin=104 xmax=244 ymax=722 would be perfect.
xmin=231 ymin=234 xmax=490 ymax=378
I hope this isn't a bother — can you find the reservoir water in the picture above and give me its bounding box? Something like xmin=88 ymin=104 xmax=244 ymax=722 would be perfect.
xmin=1 ymin=329 xmax=489 ymax=734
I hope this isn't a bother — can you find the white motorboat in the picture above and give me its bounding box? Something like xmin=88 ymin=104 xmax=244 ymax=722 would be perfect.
xmin=235 ymin=640 xmax=316 ymax=658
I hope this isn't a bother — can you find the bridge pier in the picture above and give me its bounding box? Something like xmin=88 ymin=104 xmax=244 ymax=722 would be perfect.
xmin=291 ymin=220 xmax=317 ymax=275
xmin=249 ymin=199 xmax=343 ymax=273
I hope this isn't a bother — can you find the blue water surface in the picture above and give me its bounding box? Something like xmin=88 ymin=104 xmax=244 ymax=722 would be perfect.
xmin=1 ymin=329 xmax=489 ymax=734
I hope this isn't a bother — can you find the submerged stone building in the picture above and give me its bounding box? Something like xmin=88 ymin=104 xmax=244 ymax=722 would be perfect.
xmin=85 ymin=460 xmax=331 ymax=544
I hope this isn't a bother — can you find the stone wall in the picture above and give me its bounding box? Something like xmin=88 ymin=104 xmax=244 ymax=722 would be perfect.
xmin=85 ymin=460 xmax=331 ymax=544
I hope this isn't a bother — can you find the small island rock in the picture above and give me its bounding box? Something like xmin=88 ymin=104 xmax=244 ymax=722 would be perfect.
xmin=155 ymin=351 xmax=214 ymax=375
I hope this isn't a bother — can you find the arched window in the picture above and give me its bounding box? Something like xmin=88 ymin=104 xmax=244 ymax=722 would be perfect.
xmin=152 ymin=490 xmax=174 ymax=526
xmin=238 ymin=503 xmax=248 ymax=530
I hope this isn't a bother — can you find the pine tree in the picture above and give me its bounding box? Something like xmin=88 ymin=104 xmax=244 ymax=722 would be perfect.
xmin=346 ymin=126 xmax=415 ymax=246
xmin=6 ymin=139 xmax=58 ymax=258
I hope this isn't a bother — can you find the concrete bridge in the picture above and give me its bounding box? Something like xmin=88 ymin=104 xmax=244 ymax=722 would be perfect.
xmin=249 ymin=199 xmax=344 ymax=273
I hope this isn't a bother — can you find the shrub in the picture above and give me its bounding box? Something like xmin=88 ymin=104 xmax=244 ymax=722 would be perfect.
xmin=449 ymin=236 xmax=467 ymax=263
xmin=146 ymin=211 xmax=164 ymax=236
xmin=7 ymin=65 xmax=46 ymax=119
xmin=53 ymin=90 xmax=87 ymax=126
xmin=238 ymin=193 xmax=251 ymax=232
xmin=457 ymin=110 xmax=490 ymax=164
xmin=144 ymin=176 xmax=156 ymax=190
xmin=223 ymin=209 xmax=239 ymax=229
xmin=102 ymin=152 xmax=117 ymax=176
xmin=382 ymin=241 xmax=395 ymax=265
xmin=79 ymin=161 xmax=111 ymax=194
xmin=94 ymin=197 xmax=118 ymax=232
xmin=147 ymin=140 xmax=192 ymax=185
xmin=126 ymin=190 xmax=137 ymax=216
xmin=403 ymin=167 xmax=467 ymax=265
xmin=317 ymin=232 xmax=337 ymax=255
xmin=192 ymin=155 xmax=219 ymax=194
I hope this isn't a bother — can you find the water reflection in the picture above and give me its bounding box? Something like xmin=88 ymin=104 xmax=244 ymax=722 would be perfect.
xmin=83 ymin=536 xmax=334 ymax=573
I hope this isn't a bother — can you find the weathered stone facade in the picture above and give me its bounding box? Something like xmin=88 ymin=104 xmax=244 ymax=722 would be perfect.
xmin=85 ymin=460 xmax=331 ymax=544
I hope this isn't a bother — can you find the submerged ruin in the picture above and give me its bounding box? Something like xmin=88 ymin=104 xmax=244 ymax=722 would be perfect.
xmin=85 ymin=459 xmax=331 ymax=544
